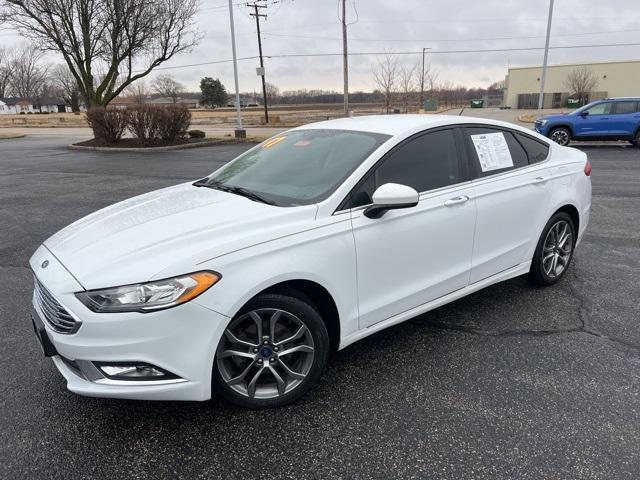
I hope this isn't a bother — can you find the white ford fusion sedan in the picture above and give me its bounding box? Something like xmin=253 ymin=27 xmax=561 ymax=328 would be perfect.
xmin=30 ymin=115 xmax=591 ymax=408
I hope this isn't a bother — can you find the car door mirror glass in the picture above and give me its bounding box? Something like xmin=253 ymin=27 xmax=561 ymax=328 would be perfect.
xmin=364 ymin=183 xmax=419 ymax=219
xmin=580 ymin=111 xmax=589 ymax=116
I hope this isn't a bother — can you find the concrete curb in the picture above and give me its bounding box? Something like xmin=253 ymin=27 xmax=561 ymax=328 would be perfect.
xmin=518 ymin=115 xmax=537 ymax=124
xmin=0 ymin=133 xmax=26 ymax=139
xmin=68 ymin=139 xmax=232 ymax=152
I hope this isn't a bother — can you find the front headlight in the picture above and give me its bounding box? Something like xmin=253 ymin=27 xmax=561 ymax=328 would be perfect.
xmin=75 ymin=271 xmax=221 ymax=313
xmin=537 ymin=119 xmax=548 ymax=126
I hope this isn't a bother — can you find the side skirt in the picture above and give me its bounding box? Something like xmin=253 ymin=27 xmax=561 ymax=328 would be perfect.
xmin=338 ymin=261 xmax=532 ymax=350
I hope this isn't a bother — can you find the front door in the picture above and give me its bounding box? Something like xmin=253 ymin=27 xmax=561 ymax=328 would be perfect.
xmin=347 ymin=128 xmax=477 ymax=328
xmin=574 ymin=101 xmax=614 ymax=138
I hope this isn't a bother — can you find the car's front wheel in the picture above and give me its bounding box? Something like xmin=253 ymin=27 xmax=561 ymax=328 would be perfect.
xmin=528 ymin=212 xmax=576 ymax=286
xmin=631 ymin=130 xmax=640 ymax=148
xmin=548 ymin=127 xmax=571 ymax=146
xmin=212 ymin=293 xmax=330 ymax=408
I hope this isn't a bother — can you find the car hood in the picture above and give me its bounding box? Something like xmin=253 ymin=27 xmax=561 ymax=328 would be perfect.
xmin=44 ymin=183 xmax=318 ymax=290
xmin=537 ymin=113 xmax=571 ymax=122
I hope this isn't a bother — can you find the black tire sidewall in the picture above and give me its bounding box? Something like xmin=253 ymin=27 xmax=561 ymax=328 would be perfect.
xmin=212 ymin=293 xmax=330 ymax=409
xmin=529 ymin=212 xmax=576 ymax=286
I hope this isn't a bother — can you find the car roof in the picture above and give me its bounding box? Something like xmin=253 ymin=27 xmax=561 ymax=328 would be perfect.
xmin=604 ymin=97 xmax=640 ymax=101
xmin=294 ymin=114 xmax=535 ymax=137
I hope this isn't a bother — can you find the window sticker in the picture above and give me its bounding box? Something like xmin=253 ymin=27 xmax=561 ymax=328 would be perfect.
xmin=470 ymin=132 xmax=513 ymax=172
xmin=261 ymin=136 xmax=286 ymax=149
xmin=293 ymin=140 xmax=312 ymax=147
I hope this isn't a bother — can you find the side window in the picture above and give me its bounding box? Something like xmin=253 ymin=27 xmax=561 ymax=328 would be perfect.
xmin=613 ymin=101 xmax=638 ymax=115
xmin=349 ymin=129 xmax=460 ymax=208
xmin=515 ymin=132 xmax=550 ymax=164
xmin=465 ymin=128 xmax=528 ymax=177
xmin=585 ymin=102 xmax=613 ymax=115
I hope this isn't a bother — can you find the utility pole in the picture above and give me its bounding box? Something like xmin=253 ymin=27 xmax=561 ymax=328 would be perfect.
xmin=538 ymin=0 xmax=555 ymax=112
xmin=341 ymin=0 xmax=349 ymax=117
xmin=419 ymin=47 xmax=431 ymax=111
xmin=249 ymin=1 xmax=269 ymax=123
xmin=227 ymin=0 xmax=244 ymax=137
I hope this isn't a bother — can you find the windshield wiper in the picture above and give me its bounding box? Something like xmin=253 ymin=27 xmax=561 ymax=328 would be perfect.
xmin=193 ymin=179 xmax=275 ymax=205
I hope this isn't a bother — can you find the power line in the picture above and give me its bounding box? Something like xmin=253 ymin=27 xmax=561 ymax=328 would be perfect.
xmin=151 ymin=42 xmax=640 ymax=71
xmin=260 ymin=28 xmax=640 ymax=44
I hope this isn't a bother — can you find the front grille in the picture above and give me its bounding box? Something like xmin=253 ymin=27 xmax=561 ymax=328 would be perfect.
xmin=33 ymin=276 xmax=81 ymax=334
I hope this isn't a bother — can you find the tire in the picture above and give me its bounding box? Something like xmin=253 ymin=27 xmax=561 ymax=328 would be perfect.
xmin=212 ymin=293 xmax=330 ymax=409
xmin=633 ymin=130 xmax=640 ymax=148
xmin=548 ymin=127 xmax=571 ymax=146
xmin=528 ymin=212 xmax=576 ymax=286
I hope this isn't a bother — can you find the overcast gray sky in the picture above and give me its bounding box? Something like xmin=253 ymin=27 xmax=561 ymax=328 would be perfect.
xmin=1 ymin=0 xmax=639 ymax=93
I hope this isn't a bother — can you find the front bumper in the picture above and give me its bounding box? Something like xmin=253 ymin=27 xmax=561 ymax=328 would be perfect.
xmin=534 ymin=122 xmax=549 ymax=135
xmin=29 ymin=245 xmax=229 ymax=401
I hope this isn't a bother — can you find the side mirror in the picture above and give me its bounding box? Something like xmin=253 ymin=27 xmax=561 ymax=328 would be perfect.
xmin=580 ymin=111 xmax=589 ymax=117
xmin=364 ymin=183 xmax=419 ymax=219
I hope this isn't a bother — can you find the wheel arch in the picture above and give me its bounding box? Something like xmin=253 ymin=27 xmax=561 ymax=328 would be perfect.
xmin=234 ymin=278 xmax=341 ymax=351
xmin=553 ymin=203 xmax=580 ymax=235
xmin=548 ymin=123 xmax=575 ymax=137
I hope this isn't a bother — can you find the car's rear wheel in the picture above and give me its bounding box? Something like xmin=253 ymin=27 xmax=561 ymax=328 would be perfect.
xmin=632 ymin=130 xmax=640 ymax=147
xmin=212 ymin=293 xmax=329 ymax=409
xmin=548 ymin=127 xmax=571 ymax=146
xmin=528 ymin=212 xmax=576 ymax=286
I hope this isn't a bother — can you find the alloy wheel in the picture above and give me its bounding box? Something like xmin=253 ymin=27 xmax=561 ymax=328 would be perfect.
xmin=550 ymin=129 xmax=569 ymax=146
xmin=542 ymin=220 xmax=573 ymax=279
xmin=216 ymin=308 xmax=315 ymax=399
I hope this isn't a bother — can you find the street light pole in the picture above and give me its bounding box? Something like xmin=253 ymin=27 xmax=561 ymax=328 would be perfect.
xmin=341 ymin=0 xmax=349 ymax=117
xmin=538 ymin=0 xmax=555 ymax=112
xmin=227 ymin=0 xmax=245 ymax=137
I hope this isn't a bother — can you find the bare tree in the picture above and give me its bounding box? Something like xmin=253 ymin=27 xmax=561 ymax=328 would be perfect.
xmin=151 ymin=75 xmax=184 ymax=104
xmin=51 ymin=64 xmax=81 ymax=111
xmin=125 ymin=79 xmax=150 ymax=105
xmin=1 ymin=0 xmax=201 ymax=107
xmin=564 ymin=66 xmax=598 ymax=104
xmin=0 ymin=47 xmax=12 ymax=97
xmin=398 ymin=63 xmax=416 ymax=113
xmin=372 ymin=52 xmax=398 ymax=113
xmin=8 ymin=43 xmax=49 ymax=101
xmin=265 ymin=82 xmax=280 ymax=105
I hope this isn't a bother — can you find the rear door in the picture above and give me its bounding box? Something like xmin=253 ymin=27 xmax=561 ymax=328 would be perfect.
xmin=609 ymin=101 xmax=640 ymax=137
xmin=461 ymin=126 xmax=553 ymax=284
xmin=574 ymin=101 xmax=614 ymax=137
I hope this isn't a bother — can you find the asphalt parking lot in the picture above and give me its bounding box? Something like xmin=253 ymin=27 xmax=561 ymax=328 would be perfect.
xmin=0 ymin=135 xmax=639 ymax=479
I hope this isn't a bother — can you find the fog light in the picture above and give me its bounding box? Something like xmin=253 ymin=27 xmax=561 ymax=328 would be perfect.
xmin=94 ymin=362 xmax=178 ymax=381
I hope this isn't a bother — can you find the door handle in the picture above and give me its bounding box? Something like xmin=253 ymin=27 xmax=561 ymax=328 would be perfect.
xmin=531 ymin=176 xmax=547 ymax=184
xmin=444 ymin=195 xmax=469 ymax=207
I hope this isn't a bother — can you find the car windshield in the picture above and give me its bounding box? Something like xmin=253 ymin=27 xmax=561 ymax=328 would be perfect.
xmin=202 ymin=129 xmax=390 ymax=206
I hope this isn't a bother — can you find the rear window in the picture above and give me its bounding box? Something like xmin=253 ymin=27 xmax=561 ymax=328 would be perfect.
xmin=614 ymin=101 xmax=639 ymax=114
xmin=464 ymin=127 xmax=528 ymax=177
xmin=515 ymin=133 xmax=550 ymax=163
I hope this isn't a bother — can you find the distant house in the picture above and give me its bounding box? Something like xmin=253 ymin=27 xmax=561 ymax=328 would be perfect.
xmin=0 ymin=98 xmax=34 ymax=114
xmin=35 ymin=97 xmax=72 ymax=113
xmin=108 ymin=96 xmax=142 ymax=109
xmin=147 ymin=97 xmax=199 ymax=108
xmin=227 ymin=96 xmax=260 ymax=108
xmin=0 ymin=97 xmax=73 ymax=114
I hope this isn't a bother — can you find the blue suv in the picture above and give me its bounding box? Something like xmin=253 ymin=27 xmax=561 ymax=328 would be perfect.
xmin=535 ymin=97 xmax=640 ymax=147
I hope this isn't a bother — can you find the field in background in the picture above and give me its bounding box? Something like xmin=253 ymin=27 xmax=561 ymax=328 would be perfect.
xmin=0 ymin=102 xmax=462 ymax=129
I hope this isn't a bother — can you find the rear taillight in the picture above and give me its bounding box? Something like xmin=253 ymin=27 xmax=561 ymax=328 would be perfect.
xmin=584 ymin=159 xmax=592 ymax=176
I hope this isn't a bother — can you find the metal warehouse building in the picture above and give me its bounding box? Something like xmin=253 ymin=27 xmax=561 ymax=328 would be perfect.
xmin=504 ymin=60 xmax=640 ymax=109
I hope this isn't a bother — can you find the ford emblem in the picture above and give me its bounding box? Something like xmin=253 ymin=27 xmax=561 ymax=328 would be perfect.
xmin=41 ymin=260 xmax=49 ymax=269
